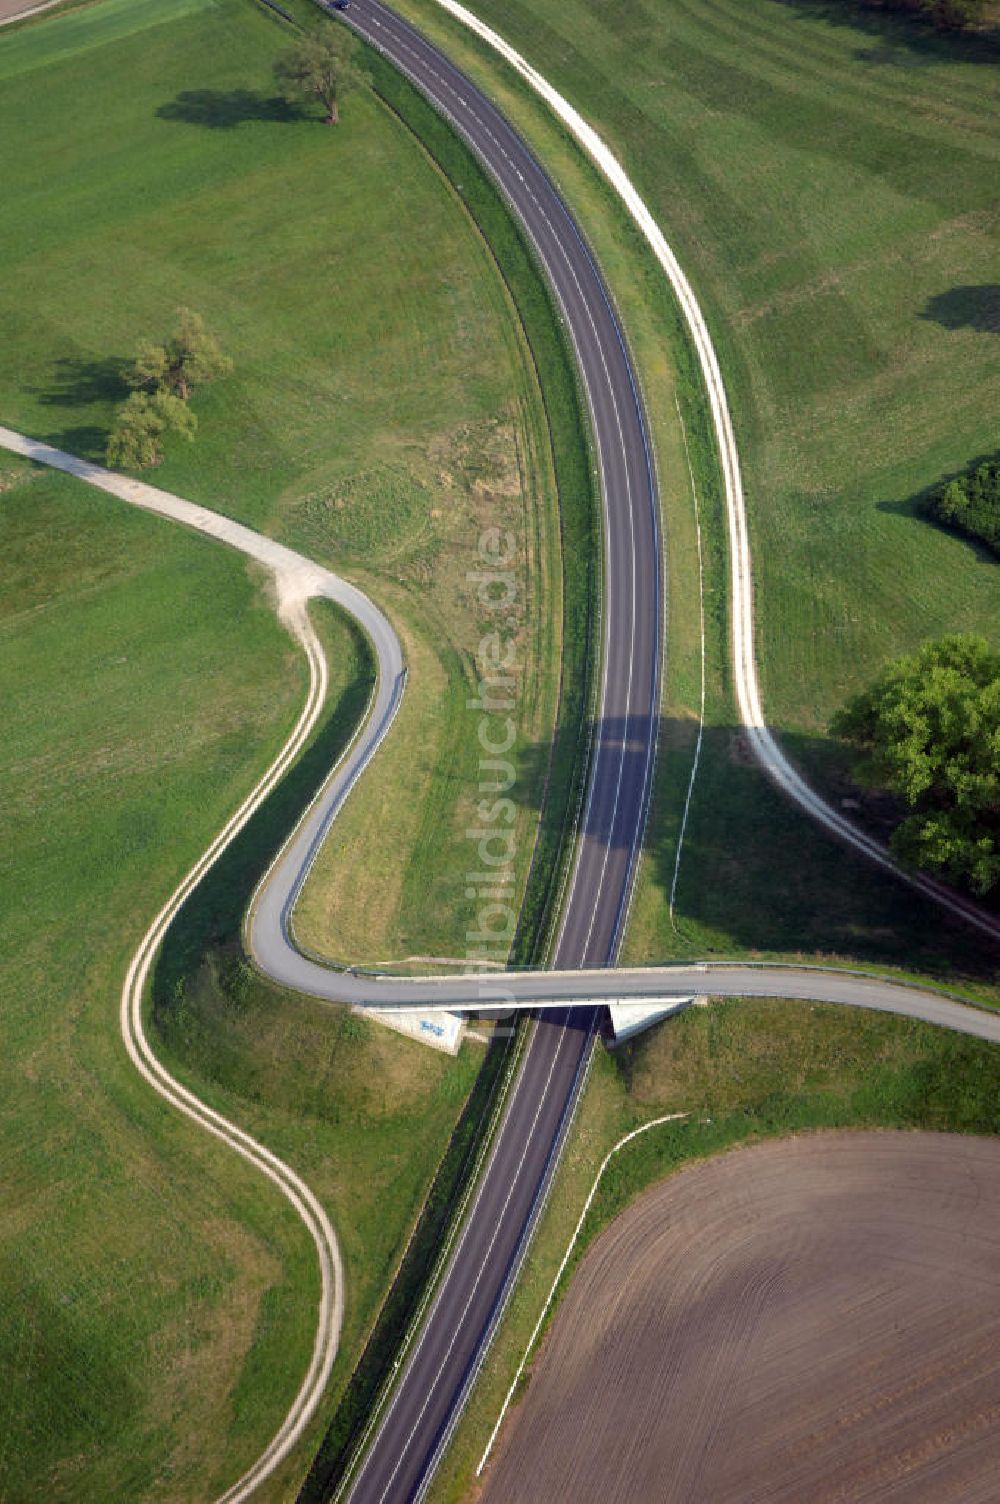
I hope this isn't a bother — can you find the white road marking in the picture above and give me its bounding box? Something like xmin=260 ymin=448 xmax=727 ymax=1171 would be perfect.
xmin=669 ymin=394 xmax=707 ymax=931
xmin=369 ymin=1020 xmax=573 ymax=1503
xmin=423 ymin=0 xmax=1000 ymax=944
xmin=476 ymin=1110 xmax=689 ymax=1476
xmin=356 ymin=2 xmax=661 ymax=969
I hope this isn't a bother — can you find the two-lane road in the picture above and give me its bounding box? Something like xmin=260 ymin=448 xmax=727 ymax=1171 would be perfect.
xmin=4 ymin=2 xmax=997 ymax=1501
xmin=311 ymin=0 xmax=662 ymax=1498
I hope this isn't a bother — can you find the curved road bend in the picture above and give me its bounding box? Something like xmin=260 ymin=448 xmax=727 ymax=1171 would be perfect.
xmin=249 ymin=6 xmax=1000 ymax=1499
xmin=4 ymin=2 xmax=997 ymax=1499
xmin=291 ymin=0 xmax=659 ymax=1499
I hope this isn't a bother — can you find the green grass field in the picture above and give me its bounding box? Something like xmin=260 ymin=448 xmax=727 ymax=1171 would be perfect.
xmin=0 ymin=0 xmax=568 ymax=1494
xmin=394 ymin=0 xmax=1000 ymax=986
xmin=0 ymin=0 xmax=566 ymax=970
xmin=427 ymin=997 xmax=1000 ymax=1501
xmin=0 ymin=455 xmax=489 ymax=1501
xmin=414 ymin=0 xmax=1000 ymax=718
xmin=2 ymin=460 xmax=294 ymax=1498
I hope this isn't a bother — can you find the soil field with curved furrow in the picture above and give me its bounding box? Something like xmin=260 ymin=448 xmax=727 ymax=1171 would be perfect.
xmin=481 ymin=1131 xmax=1000 ymax=1504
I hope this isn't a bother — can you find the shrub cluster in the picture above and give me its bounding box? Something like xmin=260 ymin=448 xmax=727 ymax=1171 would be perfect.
xmin=925 ymin=457 xmax=1000 ymax=557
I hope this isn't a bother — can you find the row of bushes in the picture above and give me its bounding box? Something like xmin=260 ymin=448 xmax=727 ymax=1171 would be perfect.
xmin=925 ymin=457 xmax=1000 ymax=556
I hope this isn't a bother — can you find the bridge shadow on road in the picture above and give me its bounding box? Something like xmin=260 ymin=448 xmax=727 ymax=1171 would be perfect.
xmin=516 ymin=713 xmax=1000 ymax=987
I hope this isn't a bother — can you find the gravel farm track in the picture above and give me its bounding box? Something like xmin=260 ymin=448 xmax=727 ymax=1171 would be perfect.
xmin=0 ymin=0 xmax=62 ymax=24
xmin=481 ymin=1131 xmax=1000 ymax=1504
xmin=4 ymin=0 xmax=1000 ymax=1501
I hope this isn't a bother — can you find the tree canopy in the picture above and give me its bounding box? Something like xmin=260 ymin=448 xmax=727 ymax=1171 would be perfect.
xmin=834 ymin=635 xmax=1000 ymax=895
xmin=106 ymin=390 xmax=196 ymax=470
xmin=274 ymin=30 xmax=359 ymax=125
xmin=127 ymin=307 xmax=232 ymax=403
xmin=849 ymin=0 xmax=989 ymax=29
xmin=107 ymin=309 xmax=230 ymax=469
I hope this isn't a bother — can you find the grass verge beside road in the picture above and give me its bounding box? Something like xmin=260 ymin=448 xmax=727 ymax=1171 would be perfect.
xmin=393 ymin=0 xmax=1000 ymax=991
xmin=0 ymin=0 xmax=568 ymax=971
xmin=291 ymin=38 xmax=598 ymax=970
xmin=427 ymin=998 xmax=1000 ymax=1501
xmin=0 ymin=0 xmax=580 ymax=1492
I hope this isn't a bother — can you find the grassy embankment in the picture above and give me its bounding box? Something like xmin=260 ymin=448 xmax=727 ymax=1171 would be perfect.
xmin=290 ymin=26 xmax=599 ymax=971
xmin=1 ymin=458 xmax=331 ymax=1499
xmin=395 ymin=0 xmax=1000 ymax=989
xmin=0 ymin=0 xmax=579 ymax=1495
xmin=337 ymin=3 xmax=1000 ymax=1493
xmin=1 ymin=0 xmax=569 ymax=974
xmin=426 ymin=997 xmax=1000 ymax=1501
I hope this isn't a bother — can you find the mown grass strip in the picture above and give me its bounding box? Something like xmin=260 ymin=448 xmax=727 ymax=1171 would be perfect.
xmin=384 ymin=0 xmax=1000 ymax=984
xmin=359 ymin=43 xmax=601 ymax=968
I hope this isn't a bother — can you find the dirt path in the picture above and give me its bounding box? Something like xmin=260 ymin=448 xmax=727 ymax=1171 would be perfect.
xmin=0 ymin=426 xmax=357 ymax=1504
xmin=482 ymin=1131 xmax=1000 ymax=1504
xmin=432 ymin=0 xmax=1000 ymax=945
xmin=0 ymin=0 xmax=65 ymax=25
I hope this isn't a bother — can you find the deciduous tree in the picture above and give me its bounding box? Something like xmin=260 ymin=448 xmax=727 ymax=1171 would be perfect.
xmin=927 ymin=0 xmax=987 ymax=28
xmin=274 ymin=30 xmax=357 ymax=124
xmin=834 ymin=635 xmax=1000 ymax=894
xmin=106 ymin=390 xmax=196 ymax=470
xmin=127 ymin=308 xmax=232 ymax=402
xmin=926 ymin=458 xmax=1000 ymax=557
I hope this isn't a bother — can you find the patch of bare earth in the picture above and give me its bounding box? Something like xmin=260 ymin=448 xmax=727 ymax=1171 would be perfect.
xmin=481 ymin=1132 xmax=1000 ymax=1503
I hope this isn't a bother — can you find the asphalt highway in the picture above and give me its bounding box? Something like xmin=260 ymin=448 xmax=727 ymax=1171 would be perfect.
xmin=5 ymin=1 xmax=996 ymax=1499
xmin=247 ymin=6 xmax=998 ymax=1500
xmin=311 ymin=1 xmax=660 ymax=1498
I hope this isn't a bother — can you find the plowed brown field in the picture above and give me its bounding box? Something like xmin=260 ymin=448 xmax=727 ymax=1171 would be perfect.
xmin=481 ymin=1132 xmax=1000 ymax=1503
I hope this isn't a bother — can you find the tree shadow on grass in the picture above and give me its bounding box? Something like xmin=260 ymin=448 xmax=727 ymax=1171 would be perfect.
xmin=28 ymin=355 xmax=133 ymax=461
xmin=34 ymin=354 xmax=131 ymax=408
xmin=39 ymin=424 xmax=110 ymax=463
xmin=877 ymin=448 xmax=1000 ymax=563
xmin=767 ymin=0 xmax=1000 ymax=64
xmin=920 ymin=285 xmax=1000 ymax=334
xmin=156 ymin=89 xmax=306 ymax=129
xmin=514 ymin=714 xmax=1000 ymax=983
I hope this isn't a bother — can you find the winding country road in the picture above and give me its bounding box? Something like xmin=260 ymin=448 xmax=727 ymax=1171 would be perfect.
xmin=4 ymin=0 xmax=1000 ymax=1501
